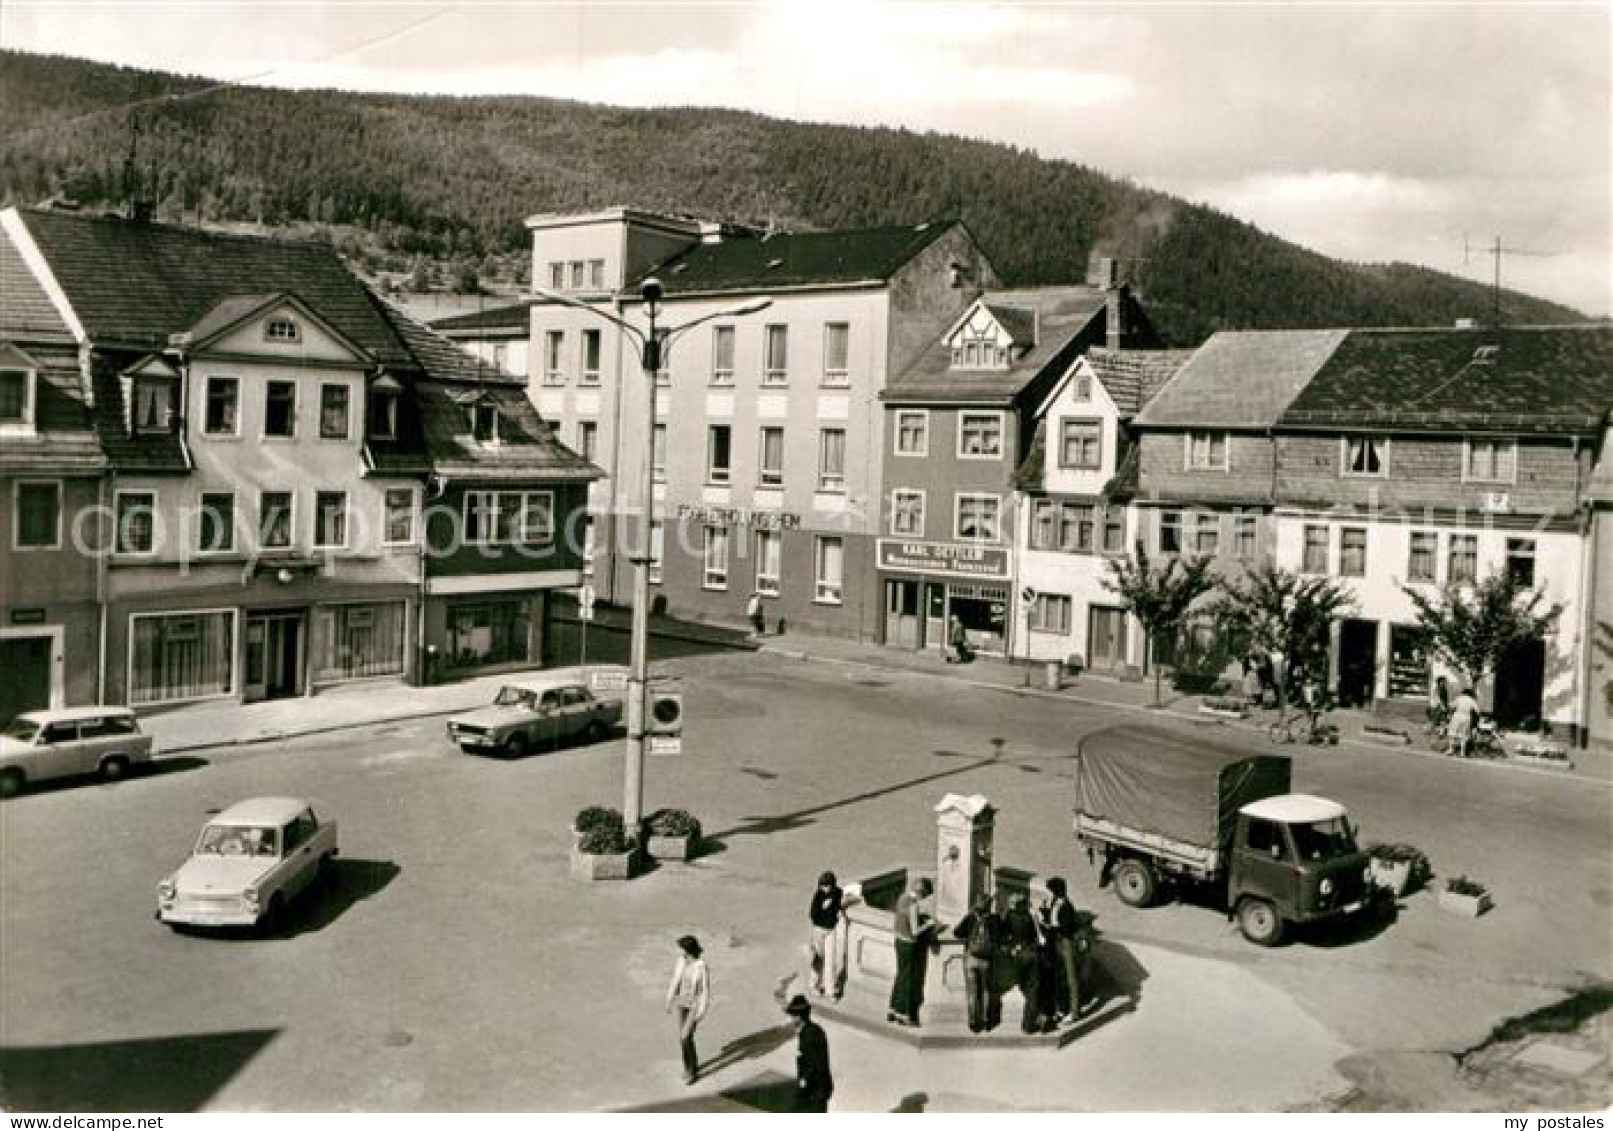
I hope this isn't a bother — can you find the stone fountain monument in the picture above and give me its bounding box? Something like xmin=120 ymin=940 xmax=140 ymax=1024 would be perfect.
xmin=811 ymin=792 xmax=1077 ymax=1046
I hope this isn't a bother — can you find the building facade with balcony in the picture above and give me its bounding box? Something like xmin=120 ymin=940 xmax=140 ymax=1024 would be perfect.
xmin=525 ymin=208 xmax=998 ymax=639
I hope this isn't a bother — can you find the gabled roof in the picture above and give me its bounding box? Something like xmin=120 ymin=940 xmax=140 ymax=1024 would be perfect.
xmin=179 ymin=292 xmax=374 ymax=363
xmin=643 ymin=220 xmax=962 ymax=296
xmin=430 ymin=300 xmax=532 ymax=335
xmin=1083 ymin=347 xmax=1195 ymax=418
xmin=419 ymin=383 xmax=600 ymax=483
xmin=11 ymin=208 xmax=412 ymax=364
xmin=1137 ymin=330 xmax=1348 ymax=429
xmin=0 ymin=223 xmax=75 ymax=341
xmin=886 ymin=287 xmax=1109 ymax=404
xmin=980 ymin=302 xmax=1037 ymax=347
xmin=1280 ymin=326 xmax=1613 ymax=436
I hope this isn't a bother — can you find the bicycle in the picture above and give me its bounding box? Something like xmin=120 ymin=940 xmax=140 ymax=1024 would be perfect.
xmin=1267 ymin=706 xmax=1340 ymax=746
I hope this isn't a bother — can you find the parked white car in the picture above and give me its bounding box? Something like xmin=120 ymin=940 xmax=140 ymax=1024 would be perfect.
xmin=0 ymin=706 xmax=154 ymax=798
xmin=157 ymin=797 xmax=338 ymax=930
xmin=446 ymin=665 xmax=627 ymax=756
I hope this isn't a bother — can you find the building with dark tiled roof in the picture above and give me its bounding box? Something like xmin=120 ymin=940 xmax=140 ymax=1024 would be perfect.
xmin=1129 ymin=322 xmax=1612 ymax=743
xmin=0 ymin=224 xmax=105 ymax=721
xmin=524 ymin=207 xmax=999 ymax=641
xmin=0 ymin=206 xmax=598 ymax=713
xmin=874 ymin=283 xmax=1162 ymax=656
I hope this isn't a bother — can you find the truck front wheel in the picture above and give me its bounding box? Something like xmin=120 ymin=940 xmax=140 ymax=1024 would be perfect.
xmin=1237 ymin=898 xmax=1285 ymax=946
xmin=1113 ymin=859 xmax=1158 ymax=908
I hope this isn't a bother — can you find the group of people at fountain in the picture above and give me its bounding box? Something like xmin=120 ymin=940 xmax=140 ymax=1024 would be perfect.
xmin=807 ymin=870 xmax=1097 ymax=1036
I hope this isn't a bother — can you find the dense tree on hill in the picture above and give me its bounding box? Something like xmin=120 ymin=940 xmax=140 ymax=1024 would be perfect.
xmin=0 ymin=49 xmax=1585 ymax=343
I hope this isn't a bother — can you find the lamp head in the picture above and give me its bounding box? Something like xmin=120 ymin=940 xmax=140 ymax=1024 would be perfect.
xmin=641 ymin=276 xmax=664 ymax=304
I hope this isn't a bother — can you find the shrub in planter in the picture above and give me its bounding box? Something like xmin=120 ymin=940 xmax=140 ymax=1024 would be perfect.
xmin=1366 ymin=843 xmax=1429 ymax=896
xmin=646 ymin=808 xmax=702 ymax=861
xmin=578 ymin=823 xmax=631 ymax=854
xmin=570 ymin=811 xmax=637 ymax=881
xmin=1438 ymin=874 xmax=1493 ymax=917
xmin=574 ymin=806 xmax=622 ymax=835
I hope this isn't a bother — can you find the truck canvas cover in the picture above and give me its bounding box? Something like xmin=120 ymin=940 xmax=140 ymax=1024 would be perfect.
xmin=1074 ymin=725 xmax=1291 ymax=852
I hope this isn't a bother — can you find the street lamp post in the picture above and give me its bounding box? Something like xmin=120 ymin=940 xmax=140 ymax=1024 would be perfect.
xmin=533 ymin=278 xmax=771 ymax=841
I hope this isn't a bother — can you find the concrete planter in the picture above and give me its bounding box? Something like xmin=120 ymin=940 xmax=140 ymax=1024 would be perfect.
xmin=569 ymin=845 xmax=638 ymax=881
xmin=1197 ymin=702 xmax=1247 ymax=720
xmin=1438 ymin=887 xmax=1493 ymax=918
xmin=647 ymin=833 xmax=698 ymax=861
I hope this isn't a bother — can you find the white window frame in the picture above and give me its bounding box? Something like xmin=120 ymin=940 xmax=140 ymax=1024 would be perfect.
xmin=707 ymin=424 xmax=732 ymax=485
xmin=264 ymin=379 xmax=297 ymax=439
xmin=549 ymin=262 xmax=565 ymax=290
xmin=763 ymin=324 xmax=789 ymax=386
xmin=1462 ymin=436 xmax=1518 ymax=485
xmin=259 ymin=490 xmax=295 ymax=551
xmin=1341 ymin=435 xmax=1390 ymax=479
xmin=265 ymin=316 xmax=300 ymax=343
xmin=958 ymin=411 xmax=1005 ymax=460
xmin=1028 ymin=593 xmax=1072 ymax=635
xmin=1338 ymin=526 xmax=1368 ymax=577
xmin=1506 ymin=536 xmax=1537 ymax=588
xmin=702 ymin=525 xmax=730 ymax=590
xmin=711 ymin=325 xmax=735 ymax=386
xmin=1301 ymin=524 xmax=1329 ymax=575
xmin=817 ymin=427 xmax=846 ymax=493
xmin=1192 ymin=511 xmax=1220 ymax=555
xmin=1233 ymin=514 xmax=1258 ymax=559
xmin=954 ymin=492 xmax=1001 ymax=544
xmin=319 ymin=383 xmax=350 ymax=440
xmin=1158 ymin=509 xmax=1183 ymax=555
xmin=813 ymin=535 xmax=844 ymax=605
xmin=196 ymin=490 xmax=236 ymax=554
xmin=579 ymin=329 xmax=601 ymax=386
xmin=1059 ymin=418 xmax=1103 ymax=470
xmin=891 ymin=488 xmax=925 ymax=537
xmin=0 ymin=366 xmax=37 ymax=432
xmin=463 ymin=490 xmax=553 ymax=546
xmin=576 ymin=420 xmax=599 ymax=463
xmin=569 ymin=261 xmax=585 ymax=289
xmin=313 ymin=490 xmax=348 ymax=550
xmin=132 ymin=376 xmax=176 ymax=436
xmin=543 ymin=330 xmax=565 ymax=386
xmin=114 ymin=489 xmax=158 ymax=556
xmin=202 ymin=376 xmax=240 ymax=437
xmin=12 ymin=478 xmax=62 ymax=551
xmin=754 ymin=528 xmax=782 ymax=597
xmin=587 ymin=259 xmax=605 ymax=290
xmin=383 ymin=486 xmax=418 ymax=547
xmin=894 ymin=409 xmax=929 ymax=457
xmin=368 ymin=384 xmax=400 ymax=441
xmin=1185 ymin=430 xmax=1229 ymax=471
xmin=1407 ymin=530 xmax=1438 ymax=583
xmin=1448 ymin=533 xmax=1478 ymax=584
xmin=821 ymin=322 xmax=850 ymax=387
xmin=758 ymin=426 xmax=785 ymax=487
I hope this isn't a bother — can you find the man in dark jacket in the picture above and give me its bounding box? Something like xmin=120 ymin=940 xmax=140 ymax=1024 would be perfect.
xmin=951 ymin=893 xmax=1001 ymax=1032
xmin=1003 ymin=893 xmax=1043 ymax=1033
xmin=786 ymin=994 xmax=833 ymax=1112
xmin=807 ymin=870 xmax=845 ymax=998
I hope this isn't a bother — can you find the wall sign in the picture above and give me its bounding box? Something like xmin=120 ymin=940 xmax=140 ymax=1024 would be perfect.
xmin=675 ymin=505 xmax=802 ymax=530
xmin=876 ymin=539 xmax=1009 ymax=579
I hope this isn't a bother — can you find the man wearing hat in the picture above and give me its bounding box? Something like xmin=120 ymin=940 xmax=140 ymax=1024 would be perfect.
xmin=786 ymin=994 xmax=833 ymax=1112
xmin=807 ymin=870 xmax=845 ymax=999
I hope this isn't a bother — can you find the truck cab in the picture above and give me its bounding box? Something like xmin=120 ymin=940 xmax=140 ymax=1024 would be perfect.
xmin=1230 ymin=794 xmax=1370 ymax=945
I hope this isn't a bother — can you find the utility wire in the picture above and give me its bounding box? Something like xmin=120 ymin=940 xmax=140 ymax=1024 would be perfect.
xmin=0 ymin=5 xmax=456 ymax=153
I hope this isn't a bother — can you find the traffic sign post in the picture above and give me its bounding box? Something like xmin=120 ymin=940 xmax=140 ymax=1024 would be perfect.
xmin=577 ymin=585 xmax=596 ymax=665
xmin=648 ymin=735 xmax=683 ymax=756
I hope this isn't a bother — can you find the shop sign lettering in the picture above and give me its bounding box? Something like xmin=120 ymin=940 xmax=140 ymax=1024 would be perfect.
xmin=876 ymin=538 xmax=1009 ymax=579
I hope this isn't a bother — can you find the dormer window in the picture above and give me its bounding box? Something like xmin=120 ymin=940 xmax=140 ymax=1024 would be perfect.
xmin=265 ymin=316 xmax=300 ymax=343
xmin=133 ymin=377 xmax=176 ymax=435
xmin=0 ymin=367 xmax=35 ymax=432
xmin=469 ymin=402 xmax=499 ymax=445
xmin=950 ymin=326 xmax=1008 ymax=370
xmin=368 ymin=378 xmax=402 ymax=441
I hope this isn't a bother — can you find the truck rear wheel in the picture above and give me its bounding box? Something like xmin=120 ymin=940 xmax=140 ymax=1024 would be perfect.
xmin=1113 ymin=859 xmax=1158 ymax=908
xmin=1237 ymin=898 xmax=1285 ymax=946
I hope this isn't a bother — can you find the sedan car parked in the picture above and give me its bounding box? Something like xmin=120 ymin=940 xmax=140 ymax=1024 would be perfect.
xmin=446 ymin=666 xmax=625 ymax=757
xmin=157 ymin=797 xmax=338 ymax=930
xmin=0 ymin=706 xmax=154 ymax=798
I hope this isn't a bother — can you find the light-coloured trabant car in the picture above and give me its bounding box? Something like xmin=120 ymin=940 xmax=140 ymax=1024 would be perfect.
xmin=0 ymin=706 xmax=154 ymax=798
xmin=157 ymin=797 xmax=338 ymax=930
xmin=446 ymin=665 xmax=626 ymax=757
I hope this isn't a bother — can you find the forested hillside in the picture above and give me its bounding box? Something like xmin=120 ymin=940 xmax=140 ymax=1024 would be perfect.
xmin=0 ymin=50 xmax=1585 ymax=344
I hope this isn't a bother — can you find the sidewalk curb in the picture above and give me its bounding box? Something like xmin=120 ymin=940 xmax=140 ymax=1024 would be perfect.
xmin=158 ymin=703 xmax=474 ymax=757
xmin=760 ymin=645 xmax=1610 ymax=786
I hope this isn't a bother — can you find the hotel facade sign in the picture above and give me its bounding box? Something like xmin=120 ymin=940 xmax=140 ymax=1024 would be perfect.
xmin=876 ymin=538 xmax=1010 ymax=579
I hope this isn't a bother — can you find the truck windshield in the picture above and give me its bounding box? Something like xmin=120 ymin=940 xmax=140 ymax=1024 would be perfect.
xmin=1290 ymin=818 xmax=1357 ymax=861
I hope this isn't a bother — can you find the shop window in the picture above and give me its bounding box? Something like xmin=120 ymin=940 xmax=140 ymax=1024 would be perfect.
xmin=447 ymin=600 xmax=529 ymax=668
xmin=702 ymin=525 xmax=729 ymax=589
xmin=755 ymin=529 xmax=782 ymax=597
xmin=129 ymin=610 xmax=235 ymax=704
xmin=315 ymin=601 xmax=405 ymax=681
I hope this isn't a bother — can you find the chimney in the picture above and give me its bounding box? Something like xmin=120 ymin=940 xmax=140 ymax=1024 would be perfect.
xmin=1088 ymin=254 xmax=1121 ymax=289
xmin=1106 ymin=288 xmax=1126 ymax=350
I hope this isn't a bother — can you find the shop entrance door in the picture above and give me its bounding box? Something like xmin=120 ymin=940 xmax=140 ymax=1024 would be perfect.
xmin=884 ymin=580 xmax=920 ymax=649
xmin=245 ymin=611 xmax=305 ymax=702
xmin=1338 ymin=619 xmax=1378 ymax=708
xmin=924 ymin=584 xmax=947 ymax=650
xmin=1493 ymin=638 xmax=1546 ymax=729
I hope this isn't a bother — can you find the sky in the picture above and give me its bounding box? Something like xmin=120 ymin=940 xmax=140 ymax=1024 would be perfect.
xmin=3 ymin=2 xmax=1609 ymax=315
